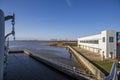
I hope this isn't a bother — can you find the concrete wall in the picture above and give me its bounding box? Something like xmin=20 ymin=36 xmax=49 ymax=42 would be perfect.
xmin=107 ymin=30 xmax=116 ymax=58
xmin=68 ymin=46 xmax=105 ymax=80
xmin=100 ymin=30 xmax=116 ymax=58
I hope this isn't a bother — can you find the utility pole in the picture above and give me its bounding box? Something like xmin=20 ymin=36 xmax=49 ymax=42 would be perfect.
xmin=0 ymin=9 xmax=5 ymax=80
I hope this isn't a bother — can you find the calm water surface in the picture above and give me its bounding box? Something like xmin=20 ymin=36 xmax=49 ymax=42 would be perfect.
xmin=6 ymin=41 xmax=75 ymax=80
xmin=9 ymin=41 xmax=72 ymax=59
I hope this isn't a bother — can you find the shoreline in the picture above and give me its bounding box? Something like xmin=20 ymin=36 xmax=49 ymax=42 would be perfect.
xmin=15 ymin=40 xmax=77 ymax=47
xmin=44 ymin=41 xmax=77 ymax=47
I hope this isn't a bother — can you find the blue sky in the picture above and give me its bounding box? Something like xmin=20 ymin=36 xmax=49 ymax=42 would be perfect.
xmin=0 ymin=0 xmax=120 ymax=40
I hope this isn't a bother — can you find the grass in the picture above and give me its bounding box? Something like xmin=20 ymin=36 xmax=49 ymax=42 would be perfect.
xmin=93 ymin=61 xmax=113 ymax=75
xmin=117 ymin=68 xmax=120 ymax=71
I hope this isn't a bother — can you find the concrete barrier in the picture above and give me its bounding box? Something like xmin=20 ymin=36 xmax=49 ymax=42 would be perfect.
xmin=67 ymin=46 xmax=105 ymax=80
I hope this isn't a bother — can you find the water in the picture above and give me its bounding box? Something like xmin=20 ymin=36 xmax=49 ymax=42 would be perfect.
xmin=6 ymin=41 xmax=75 ymax=80
xmin=9 ymin=41 xmax=73 ymax=60
xmin=5 ymin=54 xmax=74 ymax=80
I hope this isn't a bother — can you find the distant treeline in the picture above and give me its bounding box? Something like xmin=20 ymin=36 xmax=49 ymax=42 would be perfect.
xmin=16 ymin=40 xmax=77 ymax=42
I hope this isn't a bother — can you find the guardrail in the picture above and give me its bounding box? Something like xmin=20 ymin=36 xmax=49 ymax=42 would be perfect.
xmin=50 ymin=59 xmax=97 ymax=79
xmin=24 ymin=50 xmax=97 ymax=80
xmin=104 ymin=62 xmax=118 ymax=80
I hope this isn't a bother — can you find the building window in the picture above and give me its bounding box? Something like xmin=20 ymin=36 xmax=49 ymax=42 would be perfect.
xmin=79 ymin=40 xmax=99 ymax=44
xmin=109 ymin=37 xmax=114 ymax=42
xmin=103 ymin=37 xmax=105 ymax=42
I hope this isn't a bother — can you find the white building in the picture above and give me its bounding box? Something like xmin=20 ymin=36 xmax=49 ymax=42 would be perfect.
xmin=78 ymin=30 xmax=120 ymax=59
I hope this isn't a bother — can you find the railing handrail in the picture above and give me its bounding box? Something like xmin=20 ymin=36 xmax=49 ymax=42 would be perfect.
xmin=104 ymin=62 xmax=117 ymax=80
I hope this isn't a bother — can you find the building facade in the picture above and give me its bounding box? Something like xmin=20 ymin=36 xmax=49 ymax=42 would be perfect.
xmin=78 ymin=30 xmax=120 ymax=59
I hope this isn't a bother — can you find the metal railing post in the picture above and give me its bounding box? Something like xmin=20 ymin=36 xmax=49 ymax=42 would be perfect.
xmin=0 ymin=9 xmax=5 ymax=80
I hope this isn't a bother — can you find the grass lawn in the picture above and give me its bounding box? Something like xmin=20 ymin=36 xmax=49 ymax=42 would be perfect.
xmin=93 ymin=61 xmax=113 ymax=74
xmin=117 ymin=68 xmax=120 ymax=71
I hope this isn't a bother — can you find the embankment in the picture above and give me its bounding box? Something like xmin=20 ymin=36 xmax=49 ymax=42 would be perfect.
xmin=67 ymin=46 xmax=105 ymax=80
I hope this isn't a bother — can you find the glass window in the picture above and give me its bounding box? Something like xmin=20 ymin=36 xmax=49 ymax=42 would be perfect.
xmin=109 ymin=37 xmax=114 ymax=42
xmin=103 ymin=37 xmax=105 ymax=42
xmin=80 ymin=40 xmax=99 ymax=44
xmin=94 ymin=40 xmax=99 ymax=44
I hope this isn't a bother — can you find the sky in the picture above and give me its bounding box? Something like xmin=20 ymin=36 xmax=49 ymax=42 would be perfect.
xmin=0 ymin=0 xmax=120 ymax=40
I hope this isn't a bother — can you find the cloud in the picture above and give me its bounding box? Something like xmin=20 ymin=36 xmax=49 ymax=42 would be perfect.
xmin=66 ymin=0 xmax=72 ymax=7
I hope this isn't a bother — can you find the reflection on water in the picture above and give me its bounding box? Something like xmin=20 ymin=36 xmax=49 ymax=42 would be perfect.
xmin=9 ymin=41 xmax=74 ymax=60
xmin=6 ymin=41 xmax=76 ymax=80
xmin=10 ymin=45 xmax=25 ymax=48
